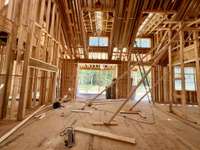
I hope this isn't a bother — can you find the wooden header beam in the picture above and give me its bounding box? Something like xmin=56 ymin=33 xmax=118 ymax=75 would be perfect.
xmin=29 ymin=58 xmax=58 ymax=72
xmin=130 ymin=48 xmax=150 ymax=54
xmin=75 ymin=59 xmax=122 ymax=64
xmin=88 ymin=47 xmax=109 ymax=53
xmin=75 ymin=58 xmax=151 ymax=65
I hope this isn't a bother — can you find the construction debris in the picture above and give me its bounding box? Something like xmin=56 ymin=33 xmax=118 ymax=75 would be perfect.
xmin=75 ymin=127 xmax=136 ymax=144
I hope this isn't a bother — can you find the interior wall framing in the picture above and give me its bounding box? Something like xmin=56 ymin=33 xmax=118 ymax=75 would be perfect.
xmin=0 ymin=0 xmax=65 ymax=121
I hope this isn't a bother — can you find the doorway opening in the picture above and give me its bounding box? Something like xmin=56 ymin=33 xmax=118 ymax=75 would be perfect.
xmin=77 ymin=63 xmax=117 ymax=100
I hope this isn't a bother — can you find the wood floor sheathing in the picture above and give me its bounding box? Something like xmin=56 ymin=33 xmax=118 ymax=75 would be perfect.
xmin=0 ymin=100 xmax=200 ymax=150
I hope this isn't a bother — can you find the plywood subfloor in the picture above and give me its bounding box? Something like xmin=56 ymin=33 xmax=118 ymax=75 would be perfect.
xmin=0 ymin=100 xmax=200 ymax=150
xmin=157 ymin=103 xmax=200 ymax=124
xmin=0 ymin=120 xmax=18 ymax=137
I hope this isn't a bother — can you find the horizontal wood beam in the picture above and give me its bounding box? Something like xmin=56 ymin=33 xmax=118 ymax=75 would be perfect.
xmin=130 ymin=61 xmax=152 ymax=66
xmin=75 ymin=58 xmax=152 ymax=65
xmin=136 ymin=35 xmax=153 ymax=38
xmin=142 ymin=10 xmax=176 ymax=14
xmin=172 ymin=60 xmax=196 ymax=66
xmin=88 ymin=47 xmax=108 ymax=52
xmin=29 ymin=58 xmax=58 ymax=72
xmin=75 ymin=59 xmax=122 ymax=64
xmin=82 ymin=7 xmax=114 ymax=12
xmin=130 ymin=48 xmax=150 ymax=54
xmin=87 ymin=32 xmax=110 ymax=37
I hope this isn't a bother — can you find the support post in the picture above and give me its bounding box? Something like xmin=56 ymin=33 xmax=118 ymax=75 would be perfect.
xmin=168 ymin=29 xmax=173 ymax=112
xmin=179 ymin=24 xmax=187 ymax=118
xmin=194 ymin=31 xmax=200 ymax=108
xmin=17 ymin=0 xmax=37 ymax=120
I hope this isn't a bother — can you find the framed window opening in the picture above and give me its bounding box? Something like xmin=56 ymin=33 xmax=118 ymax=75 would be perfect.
xmin=89 ymin=36 xmax=108 ymax=47
xmin=134 ymin=38 xmax=151 ymax=48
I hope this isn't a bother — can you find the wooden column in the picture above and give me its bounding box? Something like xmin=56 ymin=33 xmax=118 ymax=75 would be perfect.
xmin=194 ymin=31 xmax=200 ymax=107
xmin=179 ymin=24 xmax=187 ymax=117
xmin=35 ymin=0 xmax=46 ymax=105
xmin=26 ymin=68 xmax=34 ymax=108
xmin=17 ymin=0 xmax=37 ymax=120
xmin=50 ymin=3 xmax=56 ymax=35
xmin=117 ymin=62 xmax=130 ymax=98
xmin=55 ymin=12 xmax=61 ymax=40
xmin=1 ymin=32 xmax=15 ymax=119
xmin=151 ymin=66 xmax=156 ymax=102
xmin=168 ymin=29 xmax=173 ymax=112
xmin=18 ymin=24 xmax=35 ymax=120
xmin=26 ymin=0 xmax=40 ymax=109
xmin=61 ymin=60 xmax=77 ymax=100
xmin=32 ymin=69 xmax=38 ymax=106
xmin=51 ymin=44 xmax=59 ymax=101
xmin=39 ymin=0 xmax=45 ymax=26
xmin=163 ymin=67 xmax=169 ymax=103
xmin=46 ymin=0 xmax=52 ymax=31
xmin=6 ymin=0 xmax=14 ymax=19
xmin=45 ymin=39 xmax=54 ymax=103
xmin=1 ymin=0 xmax=24 ymax=118
xmin=47 ymin=72 xmax=54 ymax=103
xmin=155 ymin=66 xmax=158 ymax=102
xmin=157 ymin=66 xmax=160 ymax=102
xmin=47 ymin=2 xmax=57 ymax=103
xmin=9 ymin=61 xmax=17 ymax=117
xmin=40 ymin=71 xmax=47 ymax=105
xmin=38 ymin=34 xmax=48 ymax=105
xmin=159 ymin=66 xmax=164 ymax=102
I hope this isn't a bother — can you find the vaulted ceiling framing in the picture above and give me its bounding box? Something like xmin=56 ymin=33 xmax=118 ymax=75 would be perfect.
xmin=56 ymin=0 xmax=200 ymax=64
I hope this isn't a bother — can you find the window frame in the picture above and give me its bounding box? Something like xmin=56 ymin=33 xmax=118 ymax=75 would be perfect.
xmin=174 ymin=66 xmax=196 ymax=91
xmin=134 ymin=38 xmax=151 ymax=48
xmin=89 ymin=36 xmax=109 ymax=47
